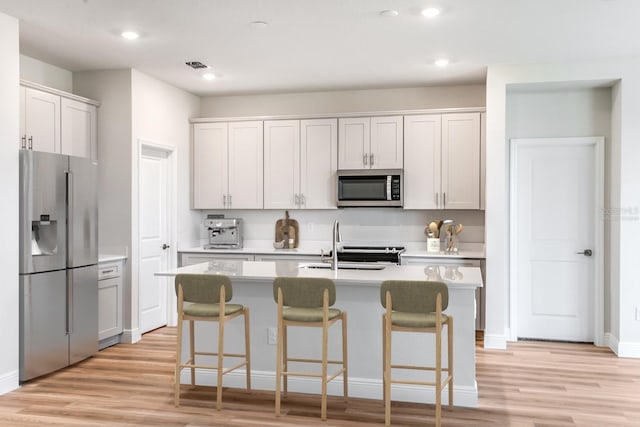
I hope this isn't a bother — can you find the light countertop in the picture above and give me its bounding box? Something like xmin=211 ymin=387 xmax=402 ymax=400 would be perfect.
xmin=98 ymin=254 xmax=128 ymax=263
xmin=179 ymin=240 xmax=485 ymax=260
xmin=156 ymin=260 xmax=483 ymax=290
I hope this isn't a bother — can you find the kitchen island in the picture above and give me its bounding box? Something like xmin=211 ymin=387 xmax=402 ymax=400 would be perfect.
xmin=156 ymin=260 xmax=483 ymax=407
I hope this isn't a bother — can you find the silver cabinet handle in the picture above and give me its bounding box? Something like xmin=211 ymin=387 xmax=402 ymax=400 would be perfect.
xmin=223 ymin=194 xmax=227 ymax=207
xmin=443 ymin=192 xmax=446 ymax=208
xmin=229 ymin=194 xmax=232 ymax=207
xmin=28 ymin=136 xmax=33 ymax=150
xmin=576 ymin=249 xmax=593 ymax=256
xmin=301 ymin=194 xmax=306 ymax=206
xmin=21 ymin=135 xmax=26 ymax=149
xmin=370 ymin=153 xmax=374 ymax=166
xmin=294 ymin=194 xmax=300 ymax=206
xmin=435 ymin=192 xmax=439 ymax=208
xmin=363 ymin=153 xmax=368 ymax=166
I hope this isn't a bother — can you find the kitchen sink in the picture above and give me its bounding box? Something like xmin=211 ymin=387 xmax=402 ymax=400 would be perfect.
xmin=298 ymin=262 xmax=386 ymax=271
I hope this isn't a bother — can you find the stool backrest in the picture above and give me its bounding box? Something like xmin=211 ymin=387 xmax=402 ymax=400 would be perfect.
xmin=175 ymin=274 xmax=232 ymax=304
xmin=380 ymin=280 xmax=448 ymax=313
xmin=273 ymin=277 xmax=336 ymax=308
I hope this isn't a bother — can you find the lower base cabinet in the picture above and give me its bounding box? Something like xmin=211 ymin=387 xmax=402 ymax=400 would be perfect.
xmin=98 ymin=259 xmax=125 ymax=349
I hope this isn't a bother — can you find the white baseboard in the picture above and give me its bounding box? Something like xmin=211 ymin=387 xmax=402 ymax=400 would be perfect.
xmin=98 ymin=334 xmax=121 ymax=350
xmin=604 ymin=333 xmax=640 ymax=358
xmin=0 ymin=369 xmax=19 ymax=395
xmin=180 ymin=369 xmax=478 ymax=408
xmin=121 ymin=328 xmax=142 ymax=344
xmin=483 ymin=333 xmax=508 ymax=349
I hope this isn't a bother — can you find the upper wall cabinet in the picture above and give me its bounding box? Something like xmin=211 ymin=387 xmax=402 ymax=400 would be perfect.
xmin=338 ymin=116 xmax=403 ymax=169
xmin=404 ymin=112 xmax=481 ymax=210
xmin=20 ymin=86 xmax=61 ymax=154
xmin=20 ymin=84 xmax=98 ymax=161
xmin=192 ymin=121 xmax=264 ymax=209
xmin=264 ymin=118 xmax=337 ymax=209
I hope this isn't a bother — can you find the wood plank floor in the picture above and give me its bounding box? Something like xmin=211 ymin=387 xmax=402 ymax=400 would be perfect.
xmin=1 ymin=327 xmax=639 ymax=426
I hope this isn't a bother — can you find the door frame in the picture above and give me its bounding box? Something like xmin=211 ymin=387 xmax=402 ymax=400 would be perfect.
xmin=509 ymin=137 xmax=605 ymax=345
xmin=137 ymin=139 xmax=178 ymax=328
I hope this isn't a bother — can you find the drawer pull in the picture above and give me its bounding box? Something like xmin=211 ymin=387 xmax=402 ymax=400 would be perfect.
xmin=101 ymin=269 xmax=114 ymax=274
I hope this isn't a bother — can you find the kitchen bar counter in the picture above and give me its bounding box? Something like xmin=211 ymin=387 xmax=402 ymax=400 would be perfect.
xmin=156 ymin=260 xmax=482 ymax=407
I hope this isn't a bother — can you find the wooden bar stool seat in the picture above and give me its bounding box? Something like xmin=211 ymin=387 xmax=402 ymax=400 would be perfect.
xmin=174 ymin=273 xmax=251 ymax=410
xmin=273 ymin=277 xmax=348 ymax=421
xmin=381 ymin=280 xmax=453 ymax=427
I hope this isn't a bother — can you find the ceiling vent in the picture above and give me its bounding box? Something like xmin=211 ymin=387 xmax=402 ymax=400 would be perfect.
xmin=185 ymin=61 xmax=208 ymax=69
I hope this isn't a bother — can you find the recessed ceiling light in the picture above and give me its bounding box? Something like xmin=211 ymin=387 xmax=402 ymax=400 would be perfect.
xmin=421 ymin=7 xmax=441 ymax=18
xmin=250 ymin=20 xmax=268 ymax=28
xmin=380 ymin=10 xmax=399 ymax=17
xmin=203 ymin=73 xmax=216 ymax=81
xmin=434 ymin=58 xmax=449 ymax=67
xmin=121 ymin=31 xmax=139 ymax=40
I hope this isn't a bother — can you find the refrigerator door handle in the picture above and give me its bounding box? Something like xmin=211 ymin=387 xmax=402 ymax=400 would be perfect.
xmin=67 ymin=272 xmax=73 ymax=335
xmin=65 ymin=170 xmax=73 ymax=266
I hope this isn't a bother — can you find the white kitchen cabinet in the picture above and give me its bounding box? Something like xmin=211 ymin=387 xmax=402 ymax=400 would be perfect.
xmin=404 ymin=112 xmax=481 ymax=210
xmin=98 ymin=260 xmax=125 ymax=348
xmin=192 ymin=121 xmax=264 ymax=209
xmin=20 ymin=84 xmax=98 ymax=160
xmin=61 ymin=97 xmax=97 ymax=161
xmin=20 ymin=86 xmax=61 ymax=153
xmin=264 ymin=118 xmax=337 ymax=209
xmin=338 ymin=116 xmax=403 ymax=169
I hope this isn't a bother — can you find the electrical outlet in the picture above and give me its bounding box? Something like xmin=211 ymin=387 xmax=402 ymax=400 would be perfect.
xmin=267 ymin=327 xmax=277 ymax=345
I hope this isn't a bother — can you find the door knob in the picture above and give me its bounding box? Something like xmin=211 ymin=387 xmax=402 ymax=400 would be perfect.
xmin=576 ymin=249 xmax=592 ymax=256
xmin=162 ymin=243 xmax=170 ymax=250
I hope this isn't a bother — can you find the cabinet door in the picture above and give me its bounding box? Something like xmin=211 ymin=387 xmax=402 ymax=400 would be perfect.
xmin=228 ymin=121 xmax=264 ymax=209
xmin=300 ymin=118 xmax=337 ymax=209
xmin=442 ymin=113 xmax=481 ymax=209
xmin=264 ymin=120 xmax=300 ymax=209
xmin=338 ymin=117 xmax=370 ymax=169
xmin=370 ymin=116 xmax=403 ymax=169
xmin=19 ymin=87 xmax=26 ymax=148
xmin=480 ymin=112 xmax=486 ymax=210
xmin=24 ymin=87 xmax=61 ymax=153
xmin=98 ymin=277 xmax=121 ymax=340
xmin=403 ymin=115 xmax=442 ymax=209
xmin=61 ymin=98 xmax=97 ymax=160
xmin=193 ymin=122 xmax=228 ymax=209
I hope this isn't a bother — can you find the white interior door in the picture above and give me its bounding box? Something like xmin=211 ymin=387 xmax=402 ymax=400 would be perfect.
xmin=139 ymin=146 xmax=170 ymax=334
xmin=512 ymin=137 xmax=602 ymax=342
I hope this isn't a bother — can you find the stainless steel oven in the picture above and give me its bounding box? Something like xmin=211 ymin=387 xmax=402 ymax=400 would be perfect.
xmin=337 ymin=169 xmax=403 ymax=207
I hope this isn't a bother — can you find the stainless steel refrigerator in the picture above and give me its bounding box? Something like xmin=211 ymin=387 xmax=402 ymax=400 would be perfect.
xmin=19 ymin=150 xmax=98 ymax=382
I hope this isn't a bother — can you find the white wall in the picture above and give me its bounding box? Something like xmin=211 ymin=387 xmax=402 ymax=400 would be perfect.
xmin=485 ymin=60 xmax=640 ymax=358
xmin=200 ymin=85 xmax=486 ymax=117
xmin=130 ymin=69 xmax=201 ymax=334
xmin=20 ymin=54 xmax=72 ymax=92
xmin=0 ymin=11 xmax=20 ymax=394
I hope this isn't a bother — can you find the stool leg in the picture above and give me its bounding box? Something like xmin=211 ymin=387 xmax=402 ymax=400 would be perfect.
xmin=342 ymin=312 xmax=348 ymax=401
xmin=174 ymin=312 xmax=183 ymax=407
xmin=321 ymin=317 xmax=329 ymax=421
xmin=189 ymin=320 xmax=195 ymax=387
xmin=216 ymin=315 xmax=225 ymax=411
xmin=448 ymin=317 xmax=454 ymax=410
xmin=244 ymin=307 xmax=252 ymax=391
xmin=275 ymin=317 xmax=282 ymax=416
xmin=283 ymin=324 xmax=288 ymax=398
xmin=435 ymin=320 xmax=442 ymax=427
xmin=384 ymin=317 xmax=391 ymax=426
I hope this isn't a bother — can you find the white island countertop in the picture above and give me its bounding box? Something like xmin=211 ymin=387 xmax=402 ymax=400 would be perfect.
xmin=156 ymin=260 xmax=483 ymax=290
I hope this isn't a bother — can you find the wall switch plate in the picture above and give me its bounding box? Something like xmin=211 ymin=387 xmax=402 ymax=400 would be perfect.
xmin=267 ymin=327 xmax=277 ymax=345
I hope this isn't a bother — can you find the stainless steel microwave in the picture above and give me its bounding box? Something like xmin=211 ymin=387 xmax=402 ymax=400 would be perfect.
xmin=337 ymin=169 xmax=403 ymax=207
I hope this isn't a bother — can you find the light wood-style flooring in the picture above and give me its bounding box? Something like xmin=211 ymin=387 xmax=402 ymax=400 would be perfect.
xmin=1 ymin=327 xmax=639 ymax=426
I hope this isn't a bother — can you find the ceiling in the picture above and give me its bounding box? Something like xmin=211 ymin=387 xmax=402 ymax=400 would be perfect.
xmin=1 ymin=0 xmax=639 ymax=96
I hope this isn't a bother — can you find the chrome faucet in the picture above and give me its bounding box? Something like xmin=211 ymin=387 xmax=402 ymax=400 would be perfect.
xmin=331 ymin=220 xmax=341 ymax=271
